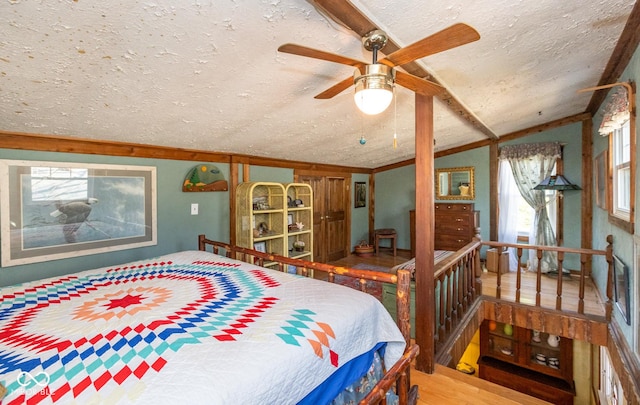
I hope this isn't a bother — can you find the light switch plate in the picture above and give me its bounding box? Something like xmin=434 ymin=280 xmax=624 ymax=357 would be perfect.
xmin=191 ymin=203 xmax=199 ymax=215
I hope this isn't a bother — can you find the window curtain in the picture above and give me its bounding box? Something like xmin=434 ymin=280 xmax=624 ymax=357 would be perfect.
xmin=499 ymin=142 xmax=561 ymax=272
xmin=599 ymin=86 xmax=629 ymax=136
xmin=497 ymin=159 xmax=524 ymax=271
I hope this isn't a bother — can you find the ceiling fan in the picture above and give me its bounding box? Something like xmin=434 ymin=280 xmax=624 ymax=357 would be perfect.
xmin=278 ymin=23 xmax=480 ymax=115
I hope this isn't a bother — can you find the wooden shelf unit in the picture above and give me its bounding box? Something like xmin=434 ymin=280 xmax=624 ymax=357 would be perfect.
xmin=285 ymin=183 xmax=313 ymax=262
xmin=236 ymin=182 xmax=314 ymax=272
xmin=236 ymin=182 xmax=286 ymax=268
xmin=478 ymin=320 xmax=575 ymax=405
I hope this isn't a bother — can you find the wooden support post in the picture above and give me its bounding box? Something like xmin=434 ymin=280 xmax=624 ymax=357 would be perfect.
xmin=414 ymin=93 xmax=435 ymax=373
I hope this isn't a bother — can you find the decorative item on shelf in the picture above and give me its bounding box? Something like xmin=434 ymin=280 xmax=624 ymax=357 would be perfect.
xmin=488 ymin=320 xmax=497 ymax=331
xmin=532 ymin=330 xmax=541 ymax=343
xmin=535 ymin=353 xmax=547 ymax=365
xmin=547 ymin=334 xmax=560 ymax=348
xmin=287 ymin=196 xmax=295 ymax=208
xmin=288 ymin=221 xmax=304 ymax=232
xmin=182 ymin=164 xmax=228 ymax=192
xmin=257 ymin=222 xmax=269 ymax=236
xmin=294 ymin=199 xmax=304 ymax=207
xmin=253 ymin=197 xmax=270 ymax=210
xmin=293 ymin=240 xmax=305 ymax=252
xmin=500 ymin=347 xmax=513 ymax=356
xmin=354 ymin=240 xmax=374 ymax=257
xmin=458 ymin=182 xmax=470 ymax=196
xmin=547 ymin=357 xmax=560 ymax=369
xmin=503 ymin=324 xmax=513 ymax=336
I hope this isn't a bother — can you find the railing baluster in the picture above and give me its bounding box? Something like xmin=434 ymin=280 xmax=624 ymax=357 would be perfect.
xmin=579 ymin=253 xmax=586 ymax=314
xmin=556 ymin=251 xmax=564 ymax=310
xmin=516 ymin=247 xmax=523 ymax=303
xmin=535 ymin=249 xmax=543 ymax=307
xmin=438 ymin=275 xmax=446 ymax=343
xmin=451 ymin=266 xmax=459 ymax=323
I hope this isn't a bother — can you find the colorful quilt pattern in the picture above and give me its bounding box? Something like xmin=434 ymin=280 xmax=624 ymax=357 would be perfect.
xmin=0 ymin=251 xmax=404 ymax=404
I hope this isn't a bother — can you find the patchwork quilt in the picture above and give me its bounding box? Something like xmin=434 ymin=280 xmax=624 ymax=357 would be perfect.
xmin=0 ymin=250 xmax=405 ymax=404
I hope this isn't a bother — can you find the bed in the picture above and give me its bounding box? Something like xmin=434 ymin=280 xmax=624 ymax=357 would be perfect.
xmin=0 ymin=235 xmax=417 ymax=404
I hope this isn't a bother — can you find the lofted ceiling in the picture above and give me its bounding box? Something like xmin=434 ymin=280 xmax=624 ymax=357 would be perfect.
xmin=0 ymin=0 xmax=637 ymax=168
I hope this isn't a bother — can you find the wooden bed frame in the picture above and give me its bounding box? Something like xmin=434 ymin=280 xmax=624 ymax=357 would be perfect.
xmin=198 ymin=235 xmax=419 ymax=405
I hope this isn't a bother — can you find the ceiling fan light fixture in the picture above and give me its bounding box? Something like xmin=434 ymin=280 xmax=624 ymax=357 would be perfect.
xmin=354 ymin=64 xmax=394 ymax=115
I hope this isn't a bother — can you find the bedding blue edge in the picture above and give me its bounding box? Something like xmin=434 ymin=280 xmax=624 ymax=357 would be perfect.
xmin=298 ymin=342 xmax=387 ymax=405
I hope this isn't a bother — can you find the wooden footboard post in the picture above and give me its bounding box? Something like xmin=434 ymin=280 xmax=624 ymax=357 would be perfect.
xmin=396 ymin=269 xmax=414 ymax=403
xmin=198 ymin=234 xmax=206 ymax=251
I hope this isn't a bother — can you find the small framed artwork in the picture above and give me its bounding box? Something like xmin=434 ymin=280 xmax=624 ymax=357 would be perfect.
xmin=354 ymin=182 xmax=366 ymax=208
xmin=595 ymin=150 xmax=608 ymax=210
xmin=253 ymin=241 xmax=267 ymax=253
xmin=287 ymin=214 xmax=294 ymax=225
xmin=613 ymin=254 xmax=630 ymax=325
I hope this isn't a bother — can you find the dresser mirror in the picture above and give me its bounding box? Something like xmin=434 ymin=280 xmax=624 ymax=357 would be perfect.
xmin=435 ymin=166 xmax=475 ymax=200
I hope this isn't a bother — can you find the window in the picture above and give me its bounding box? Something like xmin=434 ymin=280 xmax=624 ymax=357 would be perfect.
xmin=501 ymin=164 xmax=556 ymax=241
xmin=611 ymin=121 xmax=630 ymax=219
xmin=609 ymin=119 xmax=635 ymax=233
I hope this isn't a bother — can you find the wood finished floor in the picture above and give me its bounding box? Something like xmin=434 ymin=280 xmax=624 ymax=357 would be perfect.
xmin=329 ymin=248 xmax=602 ymax=404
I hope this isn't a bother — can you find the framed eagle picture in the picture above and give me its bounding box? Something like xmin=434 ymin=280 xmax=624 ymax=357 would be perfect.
xmin=0 ymin=160 xmax=157 ymax=266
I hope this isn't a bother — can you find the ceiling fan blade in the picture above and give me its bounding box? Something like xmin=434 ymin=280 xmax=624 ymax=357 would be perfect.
xmin=380 ymin=23 xmax=480 ymax=67
xmin=278 ymin=44 xmax=366 ymax=68
xmin=395 ymin=71 xmax=445 ymax=96
xmin=314 ymin=76 xmax=354 ymax=99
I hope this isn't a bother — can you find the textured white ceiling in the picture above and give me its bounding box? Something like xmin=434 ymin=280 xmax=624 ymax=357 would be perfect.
xmin=0 ymin=0 xmax=635 ymax=168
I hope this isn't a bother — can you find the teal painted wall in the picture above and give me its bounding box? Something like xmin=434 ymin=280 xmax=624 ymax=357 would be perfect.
xmin=374 ymin=165 xmax=415 ymax=249
xmin=374 ymin=121 xmax=584 ymax=270
xmin=373 ymin=146 xmax=493 ymax=251
xmin=351 ymin=173 xmax=370 ymax=248
xmin=591 ymin=43 xmax=639 ymax=343
xmin=248 ymin=166 xmax=293 ymax=183
xmin=434 ymin=146 xmax=491 ymax=245
xmin=0 ymin=149 xmax=231 ymax=287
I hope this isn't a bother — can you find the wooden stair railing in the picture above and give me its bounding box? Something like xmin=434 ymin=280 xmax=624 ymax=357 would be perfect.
xmin=432 ymin=238 xmax=482 ymax=350
xmin=428 ymin=235 xmax=613 ymax=363
xmin=481 ymin=235 xmax=614 ymax=319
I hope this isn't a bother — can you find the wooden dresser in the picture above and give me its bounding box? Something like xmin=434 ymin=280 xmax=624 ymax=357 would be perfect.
xmin=410 ymin=202 xmax=478 ymax=256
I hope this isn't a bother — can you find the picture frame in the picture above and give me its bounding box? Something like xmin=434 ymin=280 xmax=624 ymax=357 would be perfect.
xmin=287 ymin=214 xmax=294 ymax=225
xmin=613 ymin=254 xmax=630 ymax=325
xmin=354 ymin=182 xmax=366 ymax=208
xmin=595 ymin=150 xmax=608 ymax=209
xmin=253 ymin=241 xmax=267 ymax=253
xmin=0 ymin=160 xmax=157 ymax=267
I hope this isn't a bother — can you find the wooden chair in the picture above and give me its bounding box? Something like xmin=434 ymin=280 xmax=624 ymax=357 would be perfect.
xmin=373 ymin=228 xmax=397 ymax=256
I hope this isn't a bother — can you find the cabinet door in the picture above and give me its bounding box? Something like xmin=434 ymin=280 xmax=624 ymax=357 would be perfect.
xmin=523 ymin=329 xmax=573 ymax=381
xmin=481 ymin=321 xmax=518 ymax=362
xmin=297 ymin=174 xmax=349 ymax=263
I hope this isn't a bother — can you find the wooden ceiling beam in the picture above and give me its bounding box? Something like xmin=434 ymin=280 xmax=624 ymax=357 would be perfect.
xmin=311 ymin=0 xmax=498 ymax=140
xmin=586 ymin=0 xmax=640 ymax=115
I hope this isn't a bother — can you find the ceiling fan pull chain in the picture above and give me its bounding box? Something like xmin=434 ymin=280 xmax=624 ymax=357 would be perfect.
xmin=393 ymin=92 xmax=398 ymax=149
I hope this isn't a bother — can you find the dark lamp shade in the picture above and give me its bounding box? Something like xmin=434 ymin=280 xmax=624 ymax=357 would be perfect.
xmin=533 ymin=175 xmax=581 ymax=191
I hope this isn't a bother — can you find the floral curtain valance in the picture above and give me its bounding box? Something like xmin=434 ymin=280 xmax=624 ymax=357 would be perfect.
xmin=498 ymin=142 xmax=561 ymax=161
xmin=599 ymin=86 xmax=630 ymax=136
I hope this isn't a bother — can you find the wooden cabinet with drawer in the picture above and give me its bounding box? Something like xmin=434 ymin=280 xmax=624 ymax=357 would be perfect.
xmin=433 ymin=203 xmax=478 ymax=251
